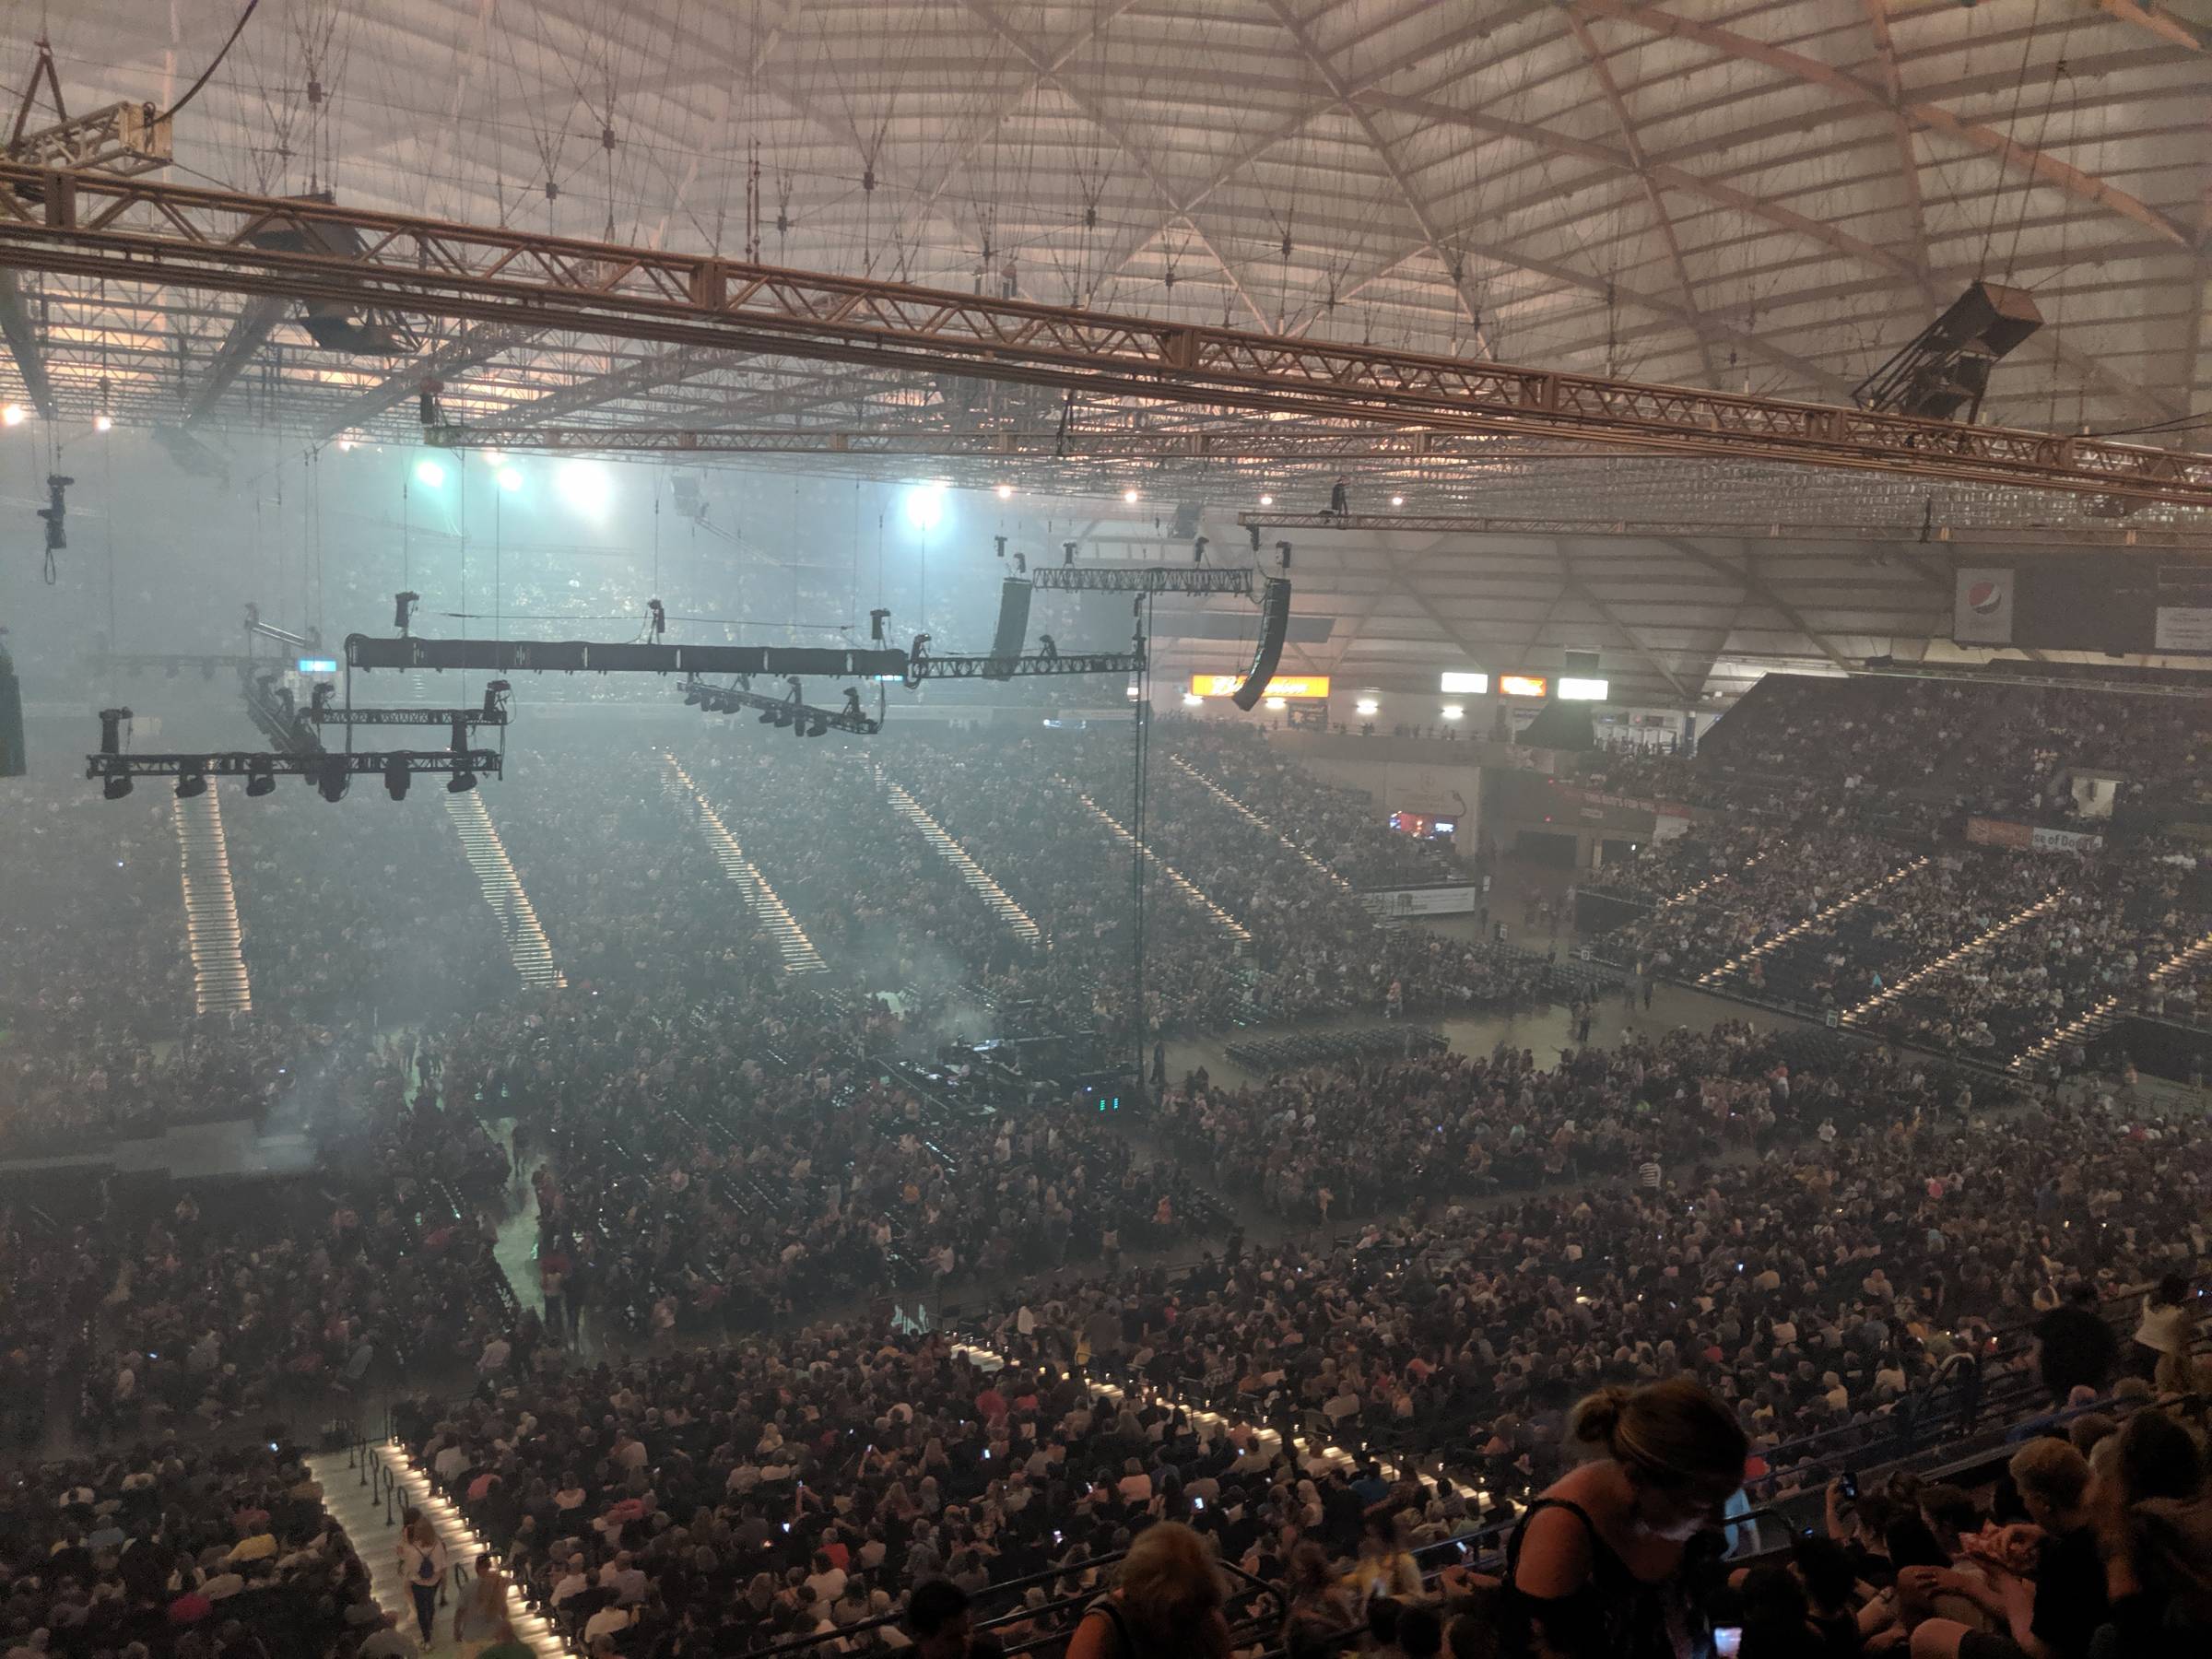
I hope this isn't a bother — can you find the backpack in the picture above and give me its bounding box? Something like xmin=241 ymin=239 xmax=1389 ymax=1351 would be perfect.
xmin=414 ymin=1547 xmax=440 ymax=1586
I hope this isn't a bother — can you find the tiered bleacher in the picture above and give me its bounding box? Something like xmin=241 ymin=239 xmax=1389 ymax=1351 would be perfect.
xmin=10 ymin=677 xmax=2210 ymax=1659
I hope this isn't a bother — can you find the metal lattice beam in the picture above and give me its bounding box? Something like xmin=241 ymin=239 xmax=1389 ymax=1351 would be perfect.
xmin=4 ymin=167 xmax=2210 ymax=503
xmin=0 ymin=267 xmax=53 ymax=419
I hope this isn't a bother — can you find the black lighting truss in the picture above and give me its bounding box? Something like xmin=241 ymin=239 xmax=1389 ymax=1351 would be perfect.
xmin=679 ymin=676 xmax=883 ymax=735
xmin=1027 ymin=566 xmax=1256 ymax=595
xmin=344 ymin=634 xmax=910 ymax=678
xmin=914 ymin=651 xmax=1146 ymax=679
xmin=308 ymin=705 xmax=512 ymax=727
xmin=85 ymin=749 xmax=502 ymax=782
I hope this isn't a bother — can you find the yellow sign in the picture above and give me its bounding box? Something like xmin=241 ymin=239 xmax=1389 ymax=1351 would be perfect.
xmin=1188 ymin=674 xmax=1332 ymax=700
xmin=1499 ymin=674 xmax=1548 ymax=698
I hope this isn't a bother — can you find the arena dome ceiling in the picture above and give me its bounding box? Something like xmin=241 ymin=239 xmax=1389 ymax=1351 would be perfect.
xmin=6 ymin=0 xmax=2211 ymax=705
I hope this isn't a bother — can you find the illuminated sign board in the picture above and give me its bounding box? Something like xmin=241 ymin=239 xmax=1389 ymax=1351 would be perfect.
xmin=1557 ymin=677 xmax=1610 ymax=701
xmin=1188 ymin=674 xmax=1331 ymax=700
xmin=297 ymin=657 xmax=338 ymax=675
xmin=1499 ymin=674 xmax=1548 ymax=698
xmin=1439 ymin=671 xmax=1489 ymax=694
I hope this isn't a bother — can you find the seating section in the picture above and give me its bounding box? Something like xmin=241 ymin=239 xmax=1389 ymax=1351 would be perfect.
xmin=0 ymin=780 xmax=190 ymax=1043
xmin=223 ymin=772 xmax=512 ymax=1023
xmin=0 ymin=1445 xmax=385 ymax=1656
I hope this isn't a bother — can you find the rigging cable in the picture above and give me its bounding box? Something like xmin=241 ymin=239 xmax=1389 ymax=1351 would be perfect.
xmin=166 ymin=0 xmax=263 ymax=120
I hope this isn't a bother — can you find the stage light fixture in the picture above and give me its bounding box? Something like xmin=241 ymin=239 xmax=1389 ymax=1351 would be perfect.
xmin=174 ymin=768 xmax=206 ymax=799
xmin=94 ymin=414 xmax=114 ymax=434
xmin=758 ymin=709 xmax=779 ymax=725
xmin=1391 ymin=494 xmax=1405 ymax=507
xmin=903 ymin=482 xmax=947 ymax=532
xmin=1259 ymin=494 xmax=1274 ymax=506
xmin=1356 ymin=698 xmax=1380 ymax=716
xmin=245 ymin=759 xmax=276 ymax=797
xmin=2 ymin=404 xmax=23 ymax=427
xmin=316 ymin=755 xmax=349 ymax=803
xmin=1441 ymin=704 xmax=1464 ymax=721
xmin=414 ymin=457 xmax=446 ymax=488
xmin=995 ymin=483 xmax=1014 ymax=500
xmin=103 ymin=774 xmax=132 ymax=800
xmin=383 ymin=756 xmax=410 ymax=801
xmin=556 ymin=459 xmax=612 ymax=517
xmin=446 ymin=770 xmax=477 ymax=794
xmin=1122 ymin=488 xmax=1139 ymax=504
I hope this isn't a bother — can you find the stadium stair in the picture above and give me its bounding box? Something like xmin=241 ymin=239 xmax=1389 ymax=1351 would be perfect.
xmin=1841 ymin=886 xmax=2065 ymax=1030
xmin=1060 ymin=778 xmax=1253 ymax=948
xmin=1699 ymin=855 xmax=1927 ymax=988
xmin=879 ymin=770 xmax=1041 ymax=943
xmin=2016 ymin=920 xmax=2212 ymax=1076
xmin=172 ymin=788 xmax=253 ymax=1016
xmin=445 ymin=792 xmax=567 ymax=989
xmin=308 ymin=1444 xmax=572 ymax=1658
xmin=661 ymin=755 xmax=828 ymax=974
xmin=1168 ymin=753 xmax=1353 ymax=891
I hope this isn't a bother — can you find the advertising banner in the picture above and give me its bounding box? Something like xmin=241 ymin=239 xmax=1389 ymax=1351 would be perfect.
xmin=1953 ymin=567 xmax=2015 ymax=645
xmin=1966 ymin=816 xmax=2102 ymax=853
xmin=1359 ymin=885 xmax=1479 ymax=918
xmin=2153 ymin=606 xmax=2212 ymax=653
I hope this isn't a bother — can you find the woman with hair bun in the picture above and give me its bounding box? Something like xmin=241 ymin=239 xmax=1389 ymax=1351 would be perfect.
xmin=1501 ymin=1378 xmax=1748 ymax=1657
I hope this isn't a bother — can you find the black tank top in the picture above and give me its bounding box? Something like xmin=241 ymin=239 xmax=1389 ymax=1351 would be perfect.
xmin=1500 ymin=1496 xmax=1702 ymax=1659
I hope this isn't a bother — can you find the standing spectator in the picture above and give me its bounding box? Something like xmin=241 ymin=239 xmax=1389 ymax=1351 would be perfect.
xmin=1502 ymin=1378 xmax=1747 ymax=1657
xmin=1065 ymin=1522 xmax=1231 ymax=1659
xmin=2033 ymin=1282 xmax=2120 ymax=1405
xmin=2131 ymin=1275 xmax=2199 ymax=1393
xmin=399 ymin=1516 xmax=448 ymax=1647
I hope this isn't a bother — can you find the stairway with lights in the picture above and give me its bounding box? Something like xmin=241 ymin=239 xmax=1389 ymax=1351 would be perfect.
xmin=1841 ymin=888 xmax=2066 ymax=1031
xmin=445 ymin=792 xmax=566 ymax=989
xmin=1063 ymin=781 xmax=1253 ymax=949
xmin=881 ymin=771 xmax=1041 ymax=943
xmin=1168 ymin=753 xmax=1353 ymax=891
xmin=663 ymin=755 xmax=828 ymax=973
xmin=172 ymin=788 xmax=253 ymax=1016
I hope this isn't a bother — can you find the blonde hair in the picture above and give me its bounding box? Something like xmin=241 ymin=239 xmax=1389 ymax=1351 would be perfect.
xmin=1570 ymin=1379 xmax=1747 ymax=1490
xmin=2009 ymin=1437 xmax=2090 ymax=1512
xmin=1112 ymin=1521 xmax=1223 ymax=1639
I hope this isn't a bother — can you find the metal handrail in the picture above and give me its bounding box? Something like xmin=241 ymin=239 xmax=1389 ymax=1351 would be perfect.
xmin=748 ymin=1548 xmax=1288 ymax=1658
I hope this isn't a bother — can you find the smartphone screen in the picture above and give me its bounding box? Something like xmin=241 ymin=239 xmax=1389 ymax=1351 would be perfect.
xmin=1713 ymin=1629 xmax=1743 ymax=1658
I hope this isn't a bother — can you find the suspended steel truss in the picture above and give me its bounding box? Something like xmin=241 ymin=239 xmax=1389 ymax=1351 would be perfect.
xmin=2 ymin=165 xmax=2209 ymax=508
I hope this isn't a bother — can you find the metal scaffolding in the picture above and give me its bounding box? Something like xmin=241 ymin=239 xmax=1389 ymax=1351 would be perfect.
xmin=2 ymin=165 xmax=2208 ymax=507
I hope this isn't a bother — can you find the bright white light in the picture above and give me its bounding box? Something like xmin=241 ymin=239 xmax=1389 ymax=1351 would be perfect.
xmin=413 ymin=458 xmax=446 ymax=488
xmin=496 ymin=465 xmax=524 ymax=493
xmin=94 ymin=414 xmax=114 ymax=433
xmin=557 ymin=459 xmax=613 ymax=517
xmin=1122 ymin=488 xmax=1139 ymax=504
xmin=1182 ymin=692 xmax=1202 ymax=707
xmin=1125 ymin=684 xmax=1141 ymax=700
xmin=903 ymin=483 xmax=947 ymax=533
xmin=1559 ymin=677 xmax=1610 ymax=701
xmin=1441 ymin=704 xmax=1464 ymax=721
xmin=1 ymin=404 xmax=23 ymax=427
xmin=1259 ymin=493 xmax=1274 ymax=506
xmin=337 ymin=438 xmax=357 ymax=452
xmin=1439 ymin=671 xmax=1489 ymax=694
xmin=1264 ymin=697 xmax=1288 ymax=711
xmin=1391 ymin=494 xmax=1405 ymax=507
xmin=1356 ymin=698 xmax=1380 ymax=716
xmin=994 ymin=483 xmax=1014 ymax=500
xmin=479 ymin=448 xmax=505 ymax=466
